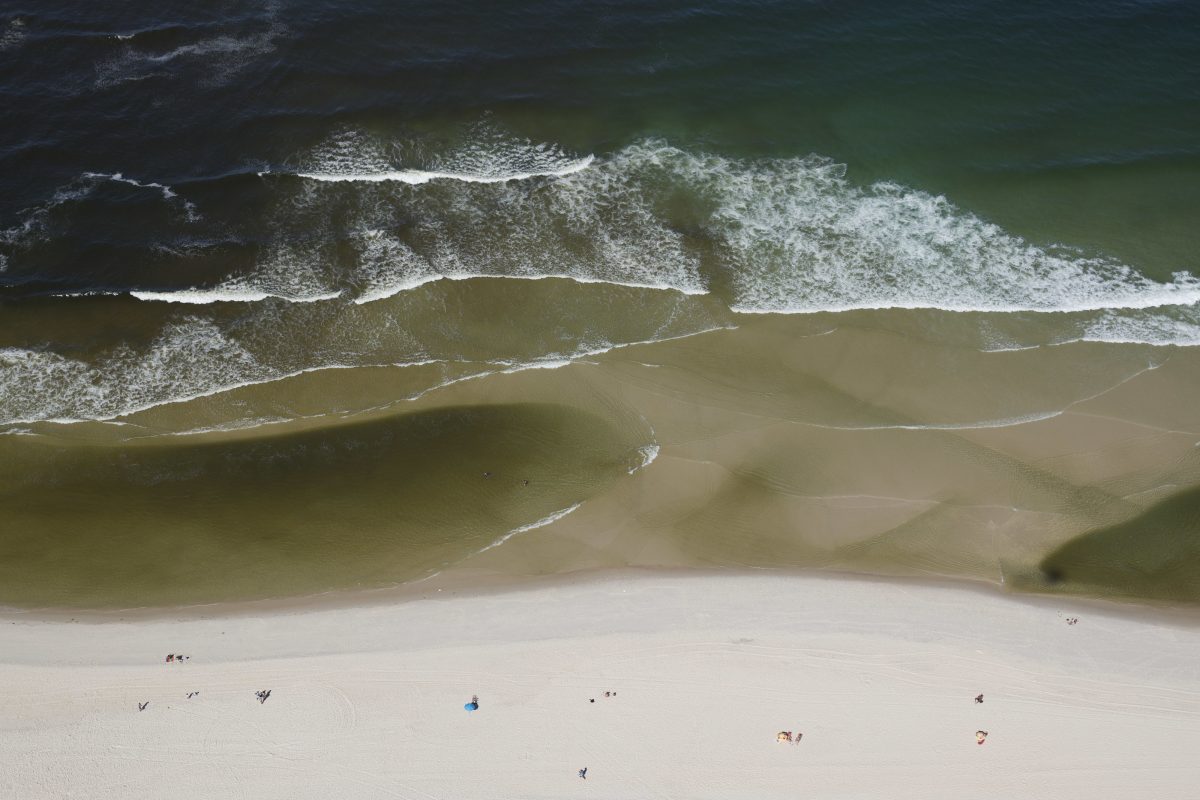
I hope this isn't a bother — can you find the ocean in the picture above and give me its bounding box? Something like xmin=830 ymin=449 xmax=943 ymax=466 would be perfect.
xmin=2 ymin=0 xmax=1199 ymax=607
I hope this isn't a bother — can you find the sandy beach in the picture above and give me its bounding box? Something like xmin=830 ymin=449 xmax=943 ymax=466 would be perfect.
xmin=3 ymin=572 xmax=1198 ymax=799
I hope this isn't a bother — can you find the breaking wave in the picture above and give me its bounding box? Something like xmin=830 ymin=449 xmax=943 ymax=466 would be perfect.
xmin=269 ymin=128 xmax=594 ymax=185
xmin=111 ymin=138 xmax=1199 ymax=341
xmin=7 ymin=135 xmax=1200 ymax=426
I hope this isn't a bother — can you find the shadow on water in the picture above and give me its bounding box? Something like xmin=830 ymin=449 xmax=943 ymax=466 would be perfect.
xmin=0 ymin=403 xmax=633 ymax=609
xmin=1038 ymin=485 xmax=1200 ymax=604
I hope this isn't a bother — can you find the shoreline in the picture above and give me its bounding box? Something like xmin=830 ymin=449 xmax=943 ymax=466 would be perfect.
xmin=5 ymin=563 xmax=1200 ymax=629
xmin=3 ymin=570 xmax=1198 ymax=798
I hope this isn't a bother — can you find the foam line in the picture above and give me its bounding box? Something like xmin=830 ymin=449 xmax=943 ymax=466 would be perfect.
xmin=629 ymin=444 xmax=660 ymax=474
xmin=130 ymin=288 xmax=343 ymax=304
xmin=294 ymin=154 xmax=594 ymax=185
xmin=476 ymin=503 xmax=583 ymax=555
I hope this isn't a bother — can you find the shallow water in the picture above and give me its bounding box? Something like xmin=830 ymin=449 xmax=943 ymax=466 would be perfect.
xmin=2 ymin=1 xmax=1199 ymax=606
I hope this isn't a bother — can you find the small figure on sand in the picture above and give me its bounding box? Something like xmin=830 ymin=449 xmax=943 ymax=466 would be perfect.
xmin=975 ymin=694 xmax=984 ymax=704
xmin=1066 ymin=617 xmax=1079 ymax=626
xmin=166 ymin=654 xmax=174 ymax=663
xmin=138 ymin=701 xmax=149 ymax=711
xmin=522 ymin=479 xmax=529 ymax=486
xmin=256 ymin=689 xmax=272 ymax=705
xmin=579 ymin=767 xmax=587 ymax=780
xmin=975 ymin=730 xmax=989 ymax=745
xmin=777 ymin=731 xmax=793 ymax=743
xmin=482 ymin=471 xmax=492 ymax=479
xmin=464 ymin=695 xmax=479 ymax=712
xmin=186 ymin=691 xmax=199 ymax=699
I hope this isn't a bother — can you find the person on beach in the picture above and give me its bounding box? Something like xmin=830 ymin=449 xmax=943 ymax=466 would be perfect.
xmin=975 ymin=694 xmax=984 ymax=703
xmin=579 ymin=767 xmax=587 ymax=779
xmin=138 ymin=701 xmax=149 ymax=711
xmin=976 ymin=730 xmax=988 ymax=745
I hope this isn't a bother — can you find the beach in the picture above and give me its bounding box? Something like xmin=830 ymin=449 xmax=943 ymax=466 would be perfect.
xmin=4 ymin=572 xmax=1199 ymax=799
xmin=3 ymin=2 xmax=1200 ymax=795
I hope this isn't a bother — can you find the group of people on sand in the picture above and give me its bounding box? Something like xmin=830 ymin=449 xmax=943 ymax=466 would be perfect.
xmin=775 ymin=692 xmax=993 ymax=747
xmin=974 ymin=693 xmax=987 ymax=744
xmin=140 ymin=688 xmax=269 ymax=711
xmin=164 ymin=653 xmax=190 ymax=663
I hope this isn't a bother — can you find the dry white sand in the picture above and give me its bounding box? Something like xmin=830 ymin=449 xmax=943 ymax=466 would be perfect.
xmin=2 ymin=573 xmax=1198 ymax=799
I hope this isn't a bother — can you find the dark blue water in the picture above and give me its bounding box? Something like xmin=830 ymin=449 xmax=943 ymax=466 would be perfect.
xmin=3 ymin=0 xmax=1198 ymax=290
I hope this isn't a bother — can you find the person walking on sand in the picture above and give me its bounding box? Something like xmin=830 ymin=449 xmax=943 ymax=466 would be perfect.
xmin=579 ymin=767 xmax=587 ymax=780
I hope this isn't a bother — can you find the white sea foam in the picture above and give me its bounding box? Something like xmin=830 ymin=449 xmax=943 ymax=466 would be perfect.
xmin=587 ymin=142 xmax=1200 ymax=317
xmin=296 ymin=157 xmax=594 ymax=185
xmin=166 ymin=416 xmax=295 ymax=437
xmin=82 ymin=172 xmax=199 ymax=220
xmin=288 ymin=128 xmax=594 ymax=185
xmin=95 ymin=1 xmax=284 ymax=87
xmin=1078 ymin=309 xmax=1200 ymax=347
xmin=133 ymin=244 xmax=342 ymax=304
xmin=491 ymin=326 xmax=733 ymax=376
xmin=1 ymin=172 xmax=197 ymax=251
xmin=0 ymin=17 xmax=26 ymax=51
xmin=476 ymin=502 xmax=583 ymax=554
xmin=322 ymin=136 xmax=706 ymax=301
xmin=84 ymin=171 xmax=178 ymax=200
xmin=0 ymin=318 xmax=268 ymax=425
xmin=629 ymin=444 xmax=660 ymax=474
xmin=12 ymin=139 xmax=1200 ymax=426
xmin=247 ymin=137 xmax=1200 ymax=346
xmin=131 ymin=288 xmax=341 ymax=304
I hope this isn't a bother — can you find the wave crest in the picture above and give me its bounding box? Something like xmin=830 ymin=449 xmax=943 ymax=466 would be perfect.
xmin=271 ymin=128 xmax=595 ymax=185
